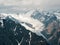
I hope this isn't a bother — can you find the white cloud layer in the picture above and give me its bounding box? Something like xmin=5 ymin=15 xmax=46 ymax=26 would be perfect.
xmin=0 ymin=0 xmax=60 ymax=9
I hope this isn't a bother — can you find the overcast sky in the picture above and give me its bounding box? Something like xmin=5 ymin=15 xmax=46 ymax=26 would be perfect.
xmin=0 ymin=0 xmax=60 ymax=10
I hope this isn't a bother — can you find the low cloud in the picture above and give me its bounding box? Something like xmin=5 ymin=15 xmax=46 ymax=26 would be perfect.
xmin=0 ymin=0 xmax=60 ymax=9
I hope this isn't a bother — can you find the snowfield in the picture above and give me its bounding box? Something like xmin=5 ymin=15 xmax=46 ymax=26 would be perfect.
xmin=0 ymin=11 xmax=44 ymax=35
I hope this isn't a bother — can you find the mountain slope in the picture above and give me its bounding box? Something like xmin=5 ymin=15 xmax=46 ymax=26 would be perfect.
xmin=0 ymin=16 xmax=49 ymax=45
xmin=0 ymin=13 xmax=44 ymax=35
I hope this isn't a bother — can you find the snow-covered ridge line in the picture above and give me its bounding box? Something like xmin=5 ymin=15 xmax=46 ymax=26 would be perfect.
xmin=54 ymin=12 xmax=60 ymax=19
xmin=0 ymin=13 xmax=44 ymax=35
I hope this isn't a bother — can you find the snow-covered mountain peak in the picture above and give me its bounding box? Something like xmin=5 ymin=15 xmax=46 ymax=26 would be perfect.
xmin=0 ymin=12 xmax=44 ymax=35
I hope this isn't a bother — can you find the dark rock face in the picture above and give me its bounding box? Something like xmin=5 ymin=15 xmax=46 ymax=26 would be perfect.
xmin=31 ymin=10 xmax=43 ymax=20
xmin=41 ymin=15 xmax=60 ymax=45
xmin=0 ymin=17 xmax=49 ymax=45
